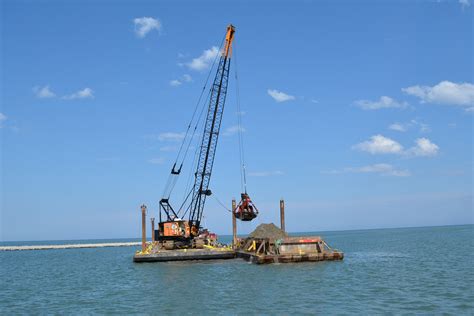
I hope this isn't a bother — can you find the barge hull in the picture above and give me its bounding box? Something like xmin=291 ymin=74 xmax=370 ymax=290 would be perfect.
xmin=133 ymin=249 xmax=235 ymax=262
xmin=236 ymin=250 xmax=344 ymax=264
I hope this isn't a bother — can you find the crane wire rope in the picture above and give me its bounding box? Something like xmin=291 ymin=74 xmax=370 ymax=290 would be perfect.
xmin=165 ymin=85 xmax=213 ymax=201
xmin=178 ymin=105 xmax=209 ymax=218
xmin=178 ymin=112 xmax=208 ymax=217
xmin=233 ymin=40 xmax=248 ymax=194
xmin=161 ymin=36 xmax=226 ymax=200
xmin=213 ymin=194 xmax=232 ymax=213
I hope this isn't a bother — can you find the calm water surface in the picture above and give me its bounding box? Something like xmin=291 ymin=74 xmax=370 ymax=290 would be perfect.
xmin=1 ymin=225 xmax=473 ymax=314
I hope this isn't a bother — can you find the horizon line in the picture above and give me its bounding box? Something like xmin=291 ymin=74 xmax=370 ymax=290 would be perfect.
xmin=1 ymin=223 xmax=472 ymax=244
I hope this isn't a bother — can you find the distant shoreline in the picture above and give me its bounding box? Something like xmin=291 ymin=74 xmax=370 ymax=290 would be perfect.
xmin=1 ymin=223 xmax=472 ymax=245
xmin=0 ymin=242 xmax=141 ymax=252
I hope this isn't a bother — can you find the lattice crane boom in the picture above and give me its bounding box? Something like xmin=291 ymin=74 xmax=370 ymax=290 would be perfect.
xmin=158 ymin=25 xmax=235 ymax=240
xmin=187 ymin=25 xmax=235 ymax=231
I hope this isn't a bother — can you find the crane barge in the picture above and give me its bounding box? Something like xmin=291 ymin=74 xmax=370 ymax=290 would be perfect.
xmin=134 ymin=24 xmax=344 ymax=263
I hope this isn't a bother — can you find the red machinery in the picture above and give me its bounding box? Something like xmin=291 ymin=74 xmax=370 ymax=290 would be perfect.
xmin=234 ymin=193 xmax=259 ymax=221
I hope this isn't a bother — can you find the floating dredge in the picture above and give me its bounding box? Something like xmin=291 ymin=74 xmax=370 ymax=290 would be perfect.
xmin=133 ymin=24 xmax=343 ymax=264
xmin=134 ymin=198 xmax=343 ymax=264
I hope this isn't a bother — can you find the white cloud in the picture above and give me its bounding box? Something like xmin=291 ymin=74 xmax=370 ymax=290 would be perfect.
xmin=157 ymin=132 xmax=185 ymax=142
xmin=355 ymin=96 xmax=408 ymax=110
xmin=248 ymin=170 xmax=284 ymax=177
xmin=0 ymin=112 xmax=7 ymax=128
xmin=407 ymin=138 xmax=439 ymax=157
xmin=148 ymin=157 xmax=165 ymax=164
xmin=389 ymin=123 xmax=407 ymax=132
xmin=133 ymin=17 xmax=161 ymax=38
xmin=223 ymin=125 xmax=245 ymax=136
xmin=33 ymin=85 xmax=56 ymax=98
xmin=459 ymin=0 xmax=470 ymax=8
xmin=182 ymin=74 xmax=192 ymax=82
xmin=411 ymin=119 xmax=430 ymax=133
xmin=327 ymin=163 xmax=411 ymax=177
xmin=353 ymin=135 xmax=404 ymax=154
xmin=63 ymin=88 xmax=94 ymax=100
xmin=354 ymin=135 xmax=439 ymax=157
xmin=170 ymin=74 xmax=192 ymax=87
xmin=170 ymin=80 xmax=182 ymax=87
xmin=402 ymin=81 xmax=474 ymax=109
xmin=389 ymin=120 xmax=430 ymax=133
xmin=267 ymin=89 xmax=295 ymax=103
xmin=186 ymin=46 xmax=219 ymax=71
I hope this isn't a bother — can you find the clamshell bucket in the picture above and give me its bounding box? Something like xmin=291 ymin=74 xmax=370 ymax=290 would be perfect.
xmin=234 ymin=193 xmax=259 ymax=221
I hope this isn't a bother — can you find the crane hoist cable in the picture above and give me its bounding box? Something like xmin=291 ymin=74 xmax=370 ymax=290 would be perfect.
xmin=233 ymin=39 xmax=248 ymax=194
xmin=213 ymin=194 xmax=232 ymax=213
xmin=184 ymin=25 xmax=236 ymax=228
xmin=158 ymin=25 xmax=236 ymax=234
xmin=178 ymin=116 xmax=206 ymax=217
xmin=162 ymin=86 xmax=213 ymax=200
xmin=178 ymin=87 xmax=215 ymax=216
xmin=161 ymin=36 xmax=225 ymax=201
xmin=232 ymin=39 xmax=260 ymax=222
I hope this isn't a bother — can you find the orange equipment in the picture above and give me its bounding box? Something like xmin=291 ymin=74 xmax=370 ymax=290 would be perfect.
xmin=234 ymin=193 xmax=259 ymax=221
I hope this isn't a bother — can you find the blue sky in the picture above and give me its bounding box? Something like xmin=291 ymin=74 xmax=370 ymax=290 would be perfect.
xmin=1 ymin=0 xmax=472 ymax=241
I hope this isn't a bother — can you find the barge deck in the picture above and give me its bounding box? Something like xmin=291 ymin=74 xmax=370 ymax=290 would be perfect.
xmin=133 ymin=247 xmax=235 ymax=262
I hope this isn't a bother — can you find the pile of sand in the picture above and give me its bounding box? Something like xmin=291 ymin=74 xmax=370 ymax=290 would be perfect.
xmin=249 ymin=223 xmax=287 ymax=240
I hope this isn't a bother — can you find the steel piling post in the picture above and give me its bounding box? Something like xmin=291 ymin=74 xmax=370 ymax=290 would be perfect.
xmin=141 ymin=204 xmax=147 ymax=251
xmin=232 ymin=199 xmax=237 ymax=248
xmin=150 ymin=217 xmax=155 ymax=242
xmin=280 ymin=199 xmax=285 ymax=233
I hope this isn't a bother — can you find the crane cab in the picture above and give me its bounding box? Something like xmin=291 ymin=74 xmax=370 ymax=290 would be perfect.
xmin=158 ymin=220 xmax=191 ymax=238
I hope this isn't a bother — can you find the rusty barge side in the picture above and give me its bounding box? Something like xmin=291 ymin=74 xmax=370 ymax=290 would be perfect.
xmin=235 ymin=236 xmax=344 ymax=264
xmin=236 ymin=250 xmax=344 ymax=264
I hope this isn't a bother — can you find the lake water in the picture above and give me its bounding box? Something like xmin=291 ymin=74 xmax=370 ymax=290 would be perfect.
xmin=1 ymin=225 xmax=473 ymax=314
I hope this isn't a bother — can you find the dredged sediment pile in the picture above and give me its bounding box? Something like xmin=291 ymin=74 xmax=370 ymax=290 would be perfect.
xmin=248 ymin=223 xmax=288 ymax=240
